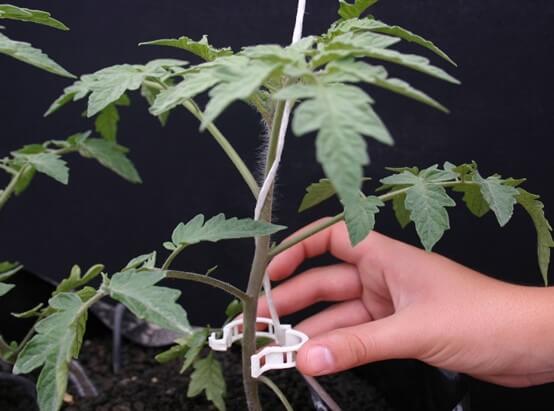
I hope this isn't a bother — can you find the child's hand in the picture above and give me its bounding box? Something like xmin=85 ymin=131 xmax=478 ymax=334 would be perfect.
xmin=258 ymin=219 xmax=554 ymax=387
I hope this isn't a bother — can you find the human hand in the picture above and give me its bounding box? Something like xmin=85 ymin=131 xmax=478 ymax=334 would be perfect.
xmin=258 ymin=219 xmax=554 ymax=387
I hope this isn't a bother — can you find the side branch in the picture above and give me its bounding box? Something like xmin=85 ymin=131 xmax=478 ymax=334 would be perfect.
xmin=166 ymin=270 xmax=249 ymax=302
xmin=269 ymin=180 xmax=467 ymax=259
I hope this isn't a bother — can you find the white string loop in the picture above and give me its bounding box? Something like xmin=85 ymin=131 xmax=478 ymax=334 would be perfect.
xmin=254 ymin=0 xmax=307 ymax=346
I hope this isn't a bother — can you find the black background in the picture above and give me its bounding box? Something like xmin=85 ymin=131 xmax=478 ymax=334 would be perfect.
xmin=1 ymin=1 xmax=554 ymax=409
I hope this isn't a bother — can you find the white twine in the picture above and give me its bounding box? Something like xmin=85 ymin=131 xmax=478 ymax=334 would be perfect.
xmin=254 ymin=0 xmax=306 ymax=345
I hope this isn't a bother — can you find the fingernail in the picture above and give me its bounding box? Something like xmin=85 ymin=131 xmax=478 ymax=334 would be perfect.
xmin=306 ymin=345 xmax=334 ymax=375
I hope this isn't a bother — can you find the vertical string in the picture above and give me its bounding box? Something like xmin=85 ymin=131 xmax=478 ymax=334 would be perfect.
xmin=254 ymin=0 xmax=307 ymax=345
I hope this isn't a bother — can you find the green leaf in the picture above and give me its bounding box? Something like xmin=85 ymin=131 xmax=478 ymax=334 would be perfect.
xmin=381 ymin=167 xmax=457 ymax=250
xmin=326 ymin=59 xmax=448 ymax=112
xmin=14 ymin=293 xmax=90 ymax=411
xmin=344 ymin=195 xmax=383 ymax=245
xmin=85 ymin=65 xmax=146 ymax=117
xmin=108 ymin=270 xmax=192 ymax=335
xmin=45 ymin=61 xmax=187 ymax=117
xmin=276 ymin=82 xmax=391 ymax=218
xmin=241 ymin=43 xmax=308 ymax=66
xmin=0 ymin=282 xmax=14 ymax=297
xmin=0 ymin=261 xmax=17 ymax=271
xmin=171 ymin=214 xmax=285 ymax=246
xmin=0 ymin=5 xmax=68 ymax=30
xmin=66 ymin=130 xmax=92 ymax=146
xmin=115 ymin=93 xmax=131 ymax=106
xmin=369 ymin=20 xmax=455 ymax=66
xmin=55 ymin=265 xmax=81 ymax=294
xmin=155 ymin=327 xmax=208 ymax=367
xmin=187 ymin=353 xmax=226 ymax=411
xmin=181 ymin=328 xmax=209 ymax=373
xmin=140 ymin=35 xmax=233 ymax=62
xmin=201 ymin=58 xmax=278 ymax=129
xmin=155 ymin=340 xmax=189 ymax=364
xmin=392 ymin=193 xmax=411 ymax=228
xmin=13 ymin=334 xmax=49 ymax=375
xmin=0 ymin=337 xmax=18 ymax=360
xmin=163 ymin=241 xmax=177 ymax=251
xmin=14 ymin=165 xmax=36 ymax=195
xmin=0 ymin=32 xmax=74 ymax=78
xmin=315 ymin=32 xmax=459 ymax=84
xmin=95 ymin=104 xmax=120 ymax=141
xmin=55 ymin=264 xmax=104 ymax=295
xmin=149 ymin=68 xmax=220 ymax=116
xmin=444 ymin=161 xmax=477 ymax=181
xmin=338 ymin=0 xmax=378 ymax=19
xmin=123 ymin=252 xmax=157 ymax=271
xmin=299 ymin=179 xmax=337 ymax=212
xmin=299 ymin=177 xmax=371 ymax=212
xmin=453 ymin=183 xmax=490 ymax=218
xmin=331 ymin=17 xmax=455 ymax=65
xmin=0 ymin=261 xmax=22 ymax=281
xmin=473 ymin=172 xmax=519 ymax=227
xmin=225 ymin=299 xmax=242 ymax=320
xmin=14 ymin=152 xmax=69 ymax=184
xmin=12 ymin=303 xmax=44 ymax=319
xmin=77 ymin=138 xmax=142 ymax=183
xmin=15 ymin=144 xmax=46 ymax=155
xmin=516 ymin=189 xmax=554 ymax=285
xmin=141 ymin=83 xmax=170 ymax=125
xmin=77 ymin=286 xmax=97 ymax=303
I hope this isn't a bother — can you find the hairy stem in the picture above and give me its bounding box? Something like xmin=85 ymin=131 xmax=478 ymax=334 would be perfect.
xmin=264 ymin=102 xmax=286 ymax=176
xmin=166 ymin=270 xmax=248 ymax=302
xmin=242 ymin=100 xmax=287 ymax=411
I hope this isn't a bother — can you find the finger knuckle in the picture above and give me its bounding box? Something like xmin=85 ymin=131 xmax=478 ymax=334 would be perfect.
xmin=338 ymin=331 xmax=373 ymax=367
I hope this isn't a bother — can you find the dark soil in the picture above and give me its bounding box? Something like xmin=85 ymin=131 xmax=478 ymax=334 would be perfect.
xmin=63 ymin=337 xmax=394 ymax=411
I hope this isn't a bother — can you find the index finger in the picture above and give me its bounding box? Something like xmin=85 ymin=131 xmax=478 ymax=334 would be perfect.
xmin=267 ymin=218 xmax=382 ymax=281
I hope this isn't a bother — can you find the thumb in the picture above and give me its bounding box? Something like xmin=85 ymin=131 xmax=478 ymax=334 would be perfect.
xmin=296 ymin=315 xmax=419 ymax=376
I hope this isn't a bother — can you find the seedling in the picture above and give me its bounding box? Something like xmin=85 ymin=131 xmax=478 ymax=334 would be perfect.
xmin=2 ymin=1 xmax=552 ymax=411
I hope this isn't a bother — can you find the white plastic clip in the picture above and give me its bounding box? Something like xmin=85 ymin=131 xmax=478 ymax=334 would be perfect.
xmin=208 ymin=317 xmax=309 ymax=378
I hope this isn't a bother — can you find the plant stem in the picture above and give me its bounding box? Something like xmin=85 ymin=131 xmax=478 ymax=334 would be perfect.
xmin=264 ymin=102 xmax=286 ymax=176
xmin=0 ymin=166 xmax=26 ymax=212
xmin=259 ymin=376 xmax=295 ymax=411
xmin=268 ymin=179 xmax=468 ymax=259
xmin=166 ymin=270 xmax=248 ymax=302
xmin=242 ymin=100 xmax=287 ymax=411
